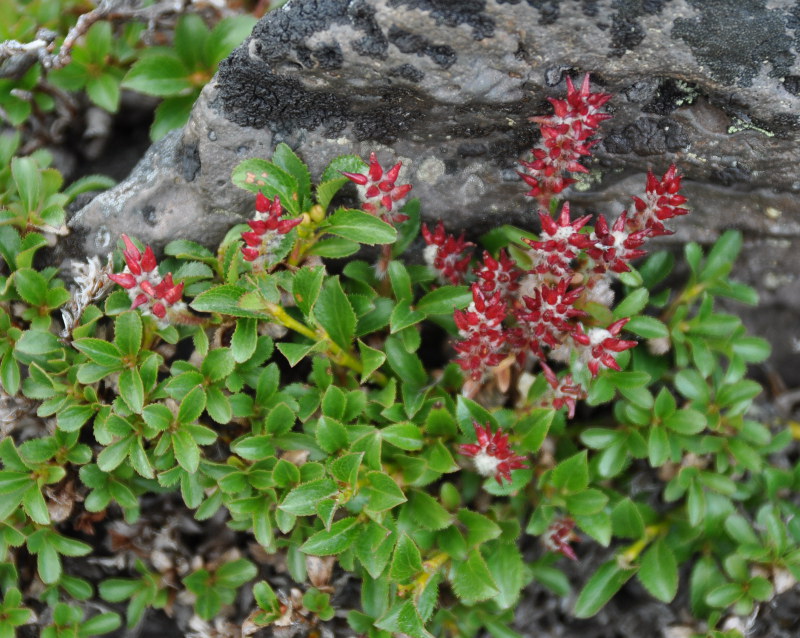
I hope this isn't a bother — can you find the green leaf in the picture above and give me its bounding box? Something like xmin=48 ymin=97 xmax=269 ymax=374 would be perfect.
xmin=280 ymin=479 xmax=338 ymax=516
xmin=637 ymin=539 xmax=678 ymax=602
xmin=172 ymin=430 xmax=200 ymax=473
xmin=458 ymin=510 xmax=501 ymax=547
xmin=625 ymin=316 xmax=669 ymax=339
xmin=277 ymin=341 xmax=321 ymax=367
xmin=705 ymin=582 xmax=743 ymax=608
xmin=308 ymin=237 xmax=360 ymax=258
xmin=96 ymin=435 xmax=133 ymax=472
xmin=416 ymin=285 xmax=471 ymax=315
xmin=612 ymin=289 xmax=649 ymax=319
xmin=384 ymin=335 xmax=426 ymax=387
xmin=381 ymin=423 xmax=423 ymax=451
xmin=72 ymin=338 xmax=123 ymax=368
xmin=551 ymin=451 xmax=589 ymax=493
xmin=407 ymin=491 xmax=452 ymax=530
xmin=362 ymin=471 xmax=407 ymax=513
xmin=14 ymin=268 xmax=47 ymax=306
xmin=114 ymin=311 xmax=142 ymax=357
xmin=174 ymin=14 xmax=210 ymax=69
xmin=272 ymin=143 xmax=312 ymax=206
xmin=663 ymin=409 xmax=706 ymax=435
xmin=231 ymin=318 xmax=258 ymax=363
xmin=178 ymin=386 xmax=206 ymax=424
xmin=486 ymin=542 xmax=525 ymax=609
xmin=316 ymin=177 xmax=348 ymax=211
xmin=565 ymin=489 xmax=609 ymax=516
xmin=323 ymin=208 xmax=397 ymax=245
xmin=358 ymin=340 xmax=386 ymax=383
xmin=674 ymin=369 xmax=710 ymax=404
xmin=122 ymin=52 xmax=192 ymax=96
xmin=87 ymin=73 xmax=121 ymax=112
xmin=201 ymin=348 xmax=236 ymax=383
xmin=390 ymin=301 xmax=424 ymax=333
xmin=313 ymin=276 xmax=356 ymax=350
xmin=611 ymin=498 xmax=645 ymax=539
xmin=215 ymin=558 xmax=257 ymax=589
xmin=375 ymin=600 xmax=432 ymax=638
xmin=23 ymin=485 xmax=50 ymax=524
xmin=118 ymin=368 xmax=144 ymax=414
xmin=79 ymin=612 xmax=121 ymax=636
xmin=190 ymin=284 xmax=264 ymax=318
xmin=230 ymin=159 xmax=301 ymax=215
xmin=11 ymin=157 xmax=39 ymax=212
xmin=231 ymin=435 xmax=275 ymax=461
xmin=701 ymin=230 xmax=741 ymax=280
xmin=451 ymin=549 xmax=499 ymax=602
xmin=150 ymin=95 xmax=197 ymax=140
xmin=316 ymin=416 xmax=348 ymax=453
xmin=301 ymin=517 xmax=359 ymax=556
xmin=293 ymin=266 xmax=325 ymax=316
xmin=389 ymin=534 xmax=422 ymax=582
xmin=321 ymin=154 xmax=368 ymax=183
xmin=574 ymin=560 xmax=637 ymax=618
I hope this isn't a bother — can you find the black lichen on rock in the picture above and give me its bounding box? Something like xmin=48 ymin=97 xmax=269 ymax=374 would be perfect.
xmin=387 ymin=26 xmax=457 ymax=68
xmin=387 ymin=0 xmax=495 ymax=40
xmin=672 ymin=0 xmax=795 ymax=87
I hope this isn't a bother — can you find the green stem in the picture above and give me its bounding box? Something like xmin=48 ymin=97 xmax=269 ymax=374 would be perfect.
xmin=264 ymin=302 xmax=388 ymax=386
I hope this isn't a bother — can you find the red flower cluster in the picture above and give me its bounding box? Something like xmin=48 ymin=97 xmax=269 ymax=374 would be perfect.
xmin=458 ymin=421 xmax=528 ymax=484
xmin=453 ymin=284 xmax=507 ymax=381
xmin=442 ymin=76 xmax=688 ymax=388
xmin=422 ymin=221 xmax=473 ymax=285
xmin=342 ymin=152 xmax=412 ymax=223
xmin=241 ymin=193 xmax=303 ymax=264
xmin=108 ymin=235 xmax=184 ymax=321
xmin=543 ymin=516 xmax=578 ymax=560
xmin=518 ymin=75 xmax=611 ymax=207
xmin=627 ymin=165 xmax=689 ymax=236
xmin=474 ymin=249 xmax=520 ymax=301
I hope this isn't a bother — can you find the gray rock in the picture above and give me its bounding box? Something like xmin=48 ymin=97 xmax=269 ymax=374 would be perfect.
xmin=70 ymin=0 xmax=800 ymax=380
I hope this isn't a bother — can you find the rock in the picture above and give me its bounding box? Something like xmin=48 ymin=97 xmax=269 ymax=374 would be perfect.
xmin=69 ymin=0 xmax=800 ymax=381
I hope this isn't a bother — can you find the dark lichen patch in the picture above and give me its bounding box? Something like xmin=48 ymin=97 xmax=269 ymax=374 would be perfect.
xmin=139 ymin=205 xmax=158 ymax=227
xmin=782 ymin=75 xmax=800 ymax=96
xmin=295 ymin=43 xmax=344 ymax=70
xmin=387 ymin=26 xmax=457 ymax=68
xmin=710 ymin=163 xmax=752 ymax=187
xmin=457 ymin=142 xmax=488 ymax=157
xmin=608 ymin=0 xmax=672 ymax=57
xmin=248 ymin=0 xmax=388 ymax=66
xmin=180 ymin=143 xmax=201 ymax=182
xmin=217 ymin=49 xmax=348 ymax=134
xmin=672 ymin=0 xmax=795 ymax=87
xmin=388 ymin=63 xmax=425 ymax=82
xmin=602 ymin=116 xmax=689 ymax=155
xmin=643 ymin=78 xmax=701 ymax=115
xmin=388 ymin=0 xmax=495 ymax=40
xmin=218 ymin=48 xmax=431 ymax=145
xmin=348 ymin=0 xmax=389 ymax=59
xmin=495 ymin=0 xmax=560 ymax=25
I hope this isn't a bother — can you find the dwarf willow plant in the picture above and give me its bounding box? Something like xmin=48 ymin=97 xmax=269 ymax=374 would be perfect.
xmin=0 ymin=76 xmax=794 ymax=638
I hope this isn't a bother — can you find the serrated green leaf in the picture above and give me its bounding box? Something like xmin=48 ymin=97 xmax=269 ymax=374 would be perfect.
xmin=280 ymin=479 xmax=338 ymax=516
xmin=301 ymin=517 xmax=359 ymax=556
xmin=389 ymin=534 xmax=422 ymax=582
xmin=314 ymin=276 xmax=356 ymax=350
xmin=638 ymin=539 xmax=678 ymax=602
xmin=451 ymin=549 xmax=499 ymax=602
xmin=293 ymin=266 xmax=325 ymax=316
xmin=363 ymin=471 xmax=406 ymax=513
